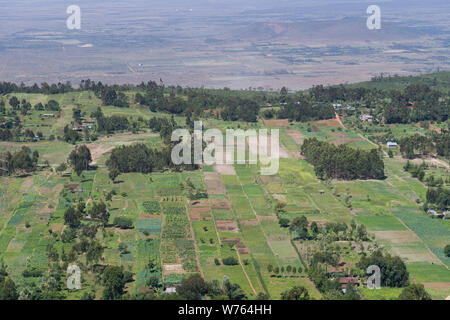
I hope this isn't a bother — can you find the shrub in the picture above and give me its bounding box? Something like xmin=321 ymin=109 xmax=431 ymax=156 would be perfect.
xmin=222 ymin=257 xmax=238 ymax=266
xmin=113 ymin=217 xmax=134 ymax=229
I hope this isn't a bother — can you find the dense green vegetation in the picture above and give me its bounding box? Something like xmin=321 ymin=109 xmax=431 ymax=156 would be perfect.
xmin=301 ymin=138 xmax=385 ymax=180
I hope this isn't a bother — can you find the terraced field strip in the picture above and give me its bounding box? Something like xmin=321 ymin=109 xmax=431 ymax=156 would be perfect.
xmin=185 ymin=198 xmax=204 ymax=278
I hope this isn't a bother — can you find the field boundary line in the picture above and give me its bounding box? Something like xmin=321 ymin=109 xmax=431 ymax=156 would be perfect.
xmin=235 ymin=248 xmax=258 ymax=295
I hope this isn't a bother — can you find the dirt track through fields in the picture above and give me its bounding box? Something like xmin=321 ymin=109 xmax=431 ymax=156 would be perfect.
xmin=236 ymin=249 xmax=257 ymax=295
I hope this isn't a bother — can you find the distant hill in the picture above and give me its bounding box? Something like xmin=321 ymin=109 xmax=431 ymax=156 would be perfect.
xmin=344 ymin=71 xmax=450 ymax=92
xmin=230 ymin=17 xmax=438 ymax=43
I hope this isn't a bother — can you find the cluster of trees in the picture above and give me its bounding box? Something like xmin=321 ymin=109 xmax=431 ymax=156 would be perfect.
xmin=63 ymin=125 xmax=82 ymax=144
xmin=5 ymin=97 xmax=60 ymax=117
xmin=68 ymin=145 xmax=92 ymax=176
xmin=220 ymin=98 xmax=259 ymax=122
xmin=267 ymin=264 xmax=302 ymax=277
xmin=0 ymin=81 xmax=74 ymax=95
xmin=278 ymin=99 xmax=335 ymax=122
xmin=357 ymin=250 xmax=409 ymax=287
xmin=434 ymin=132 xmax=450 ymax=157
xmin=98 ymin=87 xmax=130 ymax=108
xmin=289 ymin=216 xmax=369 ymax=242
xmin=426 ymin=187 xmax=449 ymax=212
xmin=399 ymin=134 xmax=434 ymax=159
xmin=148 ymin=116 xmax=177 ymax=141
xmin=3 ymin=146 xmax=39 ymax=175
xmin=175 ymin=274 xmax=247 ymax=300
xmin=106 ymin=144 xmax=172 ymax=179
xmin=383 ymin=84 xmax=448 ymax=124
xmin=309 ymin=84 xmax=377 ymax=103
xmin=106 ymin=143 xmax=197 ymax=182
xmin=301 ymin=138 xmax=385 ymax=180
xmin=33 ymin=99 xmax=61 ymax=112
xmin=97 ymin=115 xmax=129 ymax=134
xmin=280 ymin=286 xmax=310 ymax=300
xmin=64 ymin=200 xmax=109 ymax=227
xmin=0 ymin=260 xmax=17 ymax=300
xmin=404 ymin=161 xmax=448 ymax=187
xmin=0 ymin=129 xmax=12 ymax=141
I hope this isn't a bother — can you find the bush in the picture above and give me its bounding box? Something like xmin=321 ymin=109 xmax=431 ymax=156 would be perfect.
xmin=444 ymin=244 xmax=450 ymax=257
xmin=113 ymin=217 xmax=134 ymax=229
xmin=222 ymin=257 xmax=238 ymax=266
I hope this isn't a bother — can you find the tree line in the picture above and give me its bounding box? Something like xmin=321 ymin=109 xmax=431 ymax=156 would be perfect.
xmin=301 ymin=138 xmax=385 ymax=180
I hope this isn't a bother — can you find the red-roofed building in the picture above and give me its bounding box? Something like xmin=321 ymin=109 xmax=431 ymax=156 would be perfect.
xmin=339 ymin=276 xmax=360 ymax=289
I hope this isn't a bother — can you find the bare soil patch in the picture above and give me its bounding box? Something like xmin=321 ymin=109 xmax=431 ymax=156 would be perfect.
xmin=221 ymin=237 xmax=241 ymax=244
xmin=139 ymin=213 xmax=161 ymax=219
xmin=190 ymin=200 xmax=210 ymax=208
xmin=20 ymin=177 xmax=34 ymax=192
xmin=272 ymin=194 xmax=286 ymax=202
xmin=240 ymin=219 xmax=259 ymax=226
xmin=88 ymin=144 xmax=115 ymax=165
xmin=286 ymin=129 xmax=305 ymax=144
xmin=190 ymin=213 xmax=201 ymax=221
xmin=422 ymin=282 xmax=450 ymax=290
xmin=163 ymin=264 xmax=184 ymax=275
xmin=210 ymin=199 xmax=232 ymax=210
xmin=262 ymin=118 xmax=290 ymax=128
xmin=191 ymin=207 xmax=211 ymax=214
xmin=216 ymin=220 xmax=238 ymax=232
xmin=236 ymin=244 xmax=249 ymax=254
xmin=316 ymin=119 xmax=341 ymax=127
xmin=204 ymin=172 xmax=226 ymax=194
xmin=214 ymin=164 xmax=237 ymax=175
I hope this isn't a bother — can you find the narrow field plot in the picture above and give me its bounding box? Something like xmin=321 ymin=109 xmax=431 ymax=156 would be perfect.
xmin=221 ymin=175 xmax=240 ymax=185
xmin=216 ymin=220 xmax=239 ymax=233
xmin=204 ymin=172 xmax=226 ymax=194
xmin=407 ymin=262 xmax=450 ymax=283
xmin=357 ymin=215 xmax=407 ymax=231
xmin=136 ymin=219 xmax=161 ymax=235
xmin=268 ymin=240 xmax=302 ymax=267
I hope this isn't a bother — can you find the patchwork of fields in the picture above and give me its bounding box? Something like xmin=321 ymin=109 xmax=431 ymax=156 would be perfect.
xmin=0 ymin=91 xmax=448 ymax=300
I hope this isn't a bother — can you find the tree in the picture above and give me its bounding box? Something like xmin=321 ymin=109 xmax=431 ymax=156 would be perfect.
xmin=399 ymin=284 xmax=431 ymax=300
xmin=109 ymin=166 xmax=120 ymax=183
xmin=102 ymin=266 xmax=126 ymax=300
xmin=147 ymin=275 xmax=161 ymax=288
xmin=357 ymin=250 xmax=409 ymax=287
xmin=0 ymin=260 xmax=17 ymax=300
xmin=68 ymin=145 xmax=92 ymax=176
xmin=86 ymin=241 xmax=104 ymax=266
xmin=64 ymin=206 xmax=81 ymax=227
xmin=8 ymin=96 xmax=19 ymax=109
xmin=90 ymin=201 xmax=109 ymax=225
xmin=281 ymin=286 xmax=310 ymax=300
xmin=177 ymin=274 xmax=208 ymax=300
xmin=290 ymin=216 xmax=309 ymax=240
xmin=445 ymin=245 xmax=450 ymax=257
xmin=222 ymin=276 xmax=246 ymax=300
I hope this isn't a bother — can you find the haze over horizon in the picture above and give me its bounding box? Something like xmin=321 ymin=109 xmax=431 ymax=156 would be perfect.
xmin=0 ymin=0 xmax=449 ymax=89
